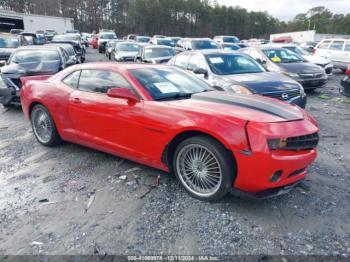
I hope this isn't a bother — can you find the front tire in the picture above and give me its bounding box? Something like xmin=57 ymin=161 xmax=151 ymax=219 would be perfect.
xmin=31 ymin=104 xmax=62 ymax=146
xmin=173 ymin=136 xmax=235 ymax=201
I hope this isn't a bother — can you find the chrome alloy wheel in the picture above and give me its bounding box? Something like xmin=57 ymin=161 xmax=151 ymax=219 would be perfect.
xmin=176 ymin=144 xmax=222 ymax=197
xmin=32 ymin=108 xmax=53 ymax=144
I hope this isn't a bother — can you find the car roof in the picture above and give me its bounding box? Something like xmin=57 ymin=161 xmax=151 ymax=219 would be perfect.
xmin=143 ymin=44 xmax=173 ymax=49
xmin=116 ymin=41 xmax=139 ymax=45
xmin=183 ymin=38 xmax=212 ymax=41
xmin=16 ymin=45 xmax=62 ymax=51
xmin=196 ymin=49 xmax=239 ymax=55
xmin=71 ymin=62 xmax=172 ymax=71
xmin=0 ymin=33 xmax=18 ymax=38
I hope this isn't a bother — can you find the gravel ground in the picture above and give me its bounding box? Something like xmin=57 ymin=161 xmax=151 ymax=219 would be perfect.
xmin=0 ymin=47 xmax=349 ymax=257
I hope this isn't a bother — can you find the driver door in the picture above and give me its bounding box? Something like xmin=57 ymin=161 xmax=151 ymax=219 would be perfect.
xmin=68 ymin=69 xmax=145 ymax=158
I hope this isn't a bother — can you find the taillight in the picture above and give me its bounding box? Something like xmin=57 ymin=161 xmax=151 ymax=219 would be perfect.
xmin=345 ymin=64 xmax=350 ymax=75
xmin=312 ymin=48 xmax=316 ymax=54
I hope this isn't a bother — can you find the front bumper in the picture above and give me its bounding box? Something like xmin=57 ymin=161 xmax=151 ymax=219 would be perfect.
xmin=232 ymin=118 xmax=319 ymax=193
xmin=0 ymin=87 xmax=19 ymax=105
xmin=289 ymin=94 xmax=307 ymax=108
xmin=297 ymin=77 xmax=328 ymax=89
xmin=341 ymin=76 xmax=350 ymax=97
xmin=231 ymin=180 xmax=302 ymax=199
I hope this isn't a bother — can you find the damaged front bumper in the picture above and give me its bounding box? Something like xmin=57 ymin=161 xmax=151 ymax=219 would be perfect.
xmin=0 ymin=74 xmax=21 ymax=106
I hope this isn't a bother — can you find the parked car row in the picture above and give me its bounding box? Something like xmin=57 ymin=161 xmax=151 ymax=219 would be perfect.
xmin=95 ymin=36 xmax=332 ymax=108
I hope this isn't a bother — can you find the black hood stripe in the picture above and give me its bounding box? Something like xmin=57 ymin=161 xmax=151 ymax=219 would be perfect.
xmin=191 ymin=92 xmax=303 ymax=121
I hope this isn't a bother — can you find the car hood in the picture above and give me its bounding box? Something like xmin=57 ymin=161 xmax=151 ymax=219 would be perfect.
xmin=277 ymin=62 xmax=323 ymax=74
xmin=219 ymin=72 xmax=301 ymax=93
xmin=1 ymin=61 xmax=60 ymax=77
xmin=164 ymin=91 xmax=304 ymax=123
xmin=302 ymin=55 xmax=331 ymax=65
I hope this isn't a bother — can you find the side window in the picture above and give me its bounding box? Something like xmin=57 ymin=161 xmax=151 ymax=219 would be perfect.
xmin=344 ymin=41 xmax=350 ymax=52
xmin=188 ymin=53 xmax=207 ymax=70
xmin=318 ymin=40 xmax=331 ymax=49
xmin=78 ymin=70 xmax=131 ymax=93
xmin=329 ymin=40 xmax=345 ymax=51
xmin=62 ymin=70 xmax=81 ymax=89
xmin=174 ymin=53 xmax=190 ymax=69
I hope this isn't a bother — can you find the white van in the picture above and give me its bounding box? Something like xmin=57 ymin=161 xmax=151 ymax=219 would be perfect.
xmin=314 ymin=39 xmax=350 ymax=72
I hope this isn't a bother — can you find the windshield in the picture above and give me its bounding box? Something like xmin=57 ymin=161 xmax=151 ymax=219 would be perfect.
xmin=10 ymin=50 xmax=60 ymax=64
xmin=53 ymin=34 xmax=80 ymax=41
xmin=130 ymin=67 xmax=212 ymax=100
xmin=62 ymin=46 xmax=75 ymax=56
xmin=206 ymin=54 xmax=265 ymax=75
xmin=223 ymin=36 xmax=240 ymax=43
xmin=117 ymin=43 xmax=140 ymax=52
xmin=222 ymin=44 xmax=240 ymax=51
xmin=192 ymin=40 xmax=219 ymax=50
xmin=262 ymin=48 xmax=305 ymax=63
xmin=0 ymin=38 xmax=19 ymax=48
xmin=284 ymin=46 xmax=311 ymax=56
xmin=137 ymin=37 xmax=150 ymax=43
xmin=144 ymin=47 xmax=175 ymax=59
xmin=157 ymin=39 xmax=175 ymax=47
xmin=100 ymin=34 xmax=117 ymax=40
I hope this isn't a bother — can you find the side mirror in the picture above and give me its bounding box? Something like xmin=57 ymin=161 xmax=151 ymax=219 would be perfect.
xmin=256 ymin=58 xmax=266 ymax=65
xmin=193 ymin=67 xmax=208 ymax=76
xmin=107 ymin=88 xmax=139 ymax=103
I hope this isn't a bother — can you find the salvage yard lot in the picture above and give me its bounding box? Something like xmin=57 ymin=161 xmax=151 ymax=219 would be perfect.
xmin=0 ymin=48 xmax=350 ymax=256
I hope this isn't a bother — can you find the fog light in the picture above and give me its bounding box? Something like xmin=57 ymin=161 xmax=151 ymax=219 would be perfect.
xmin=268 ymin=138 xmax=287 ymax=150
xmin=270 ymin=170 xmax=283 ymax=182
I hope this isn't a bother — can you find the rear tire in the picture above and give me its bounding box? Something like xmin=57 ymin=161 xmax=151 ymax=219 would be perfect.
xmin=173 ymin=136 xmax=235 ymax=201
xmin=31 ymin=104 xmax=62 ymax=147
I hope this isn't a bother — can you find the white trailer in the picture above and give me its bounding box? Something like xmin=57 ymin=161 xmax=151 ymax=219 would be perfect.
xmin=0 ymin=9 xmax=74 ymax=34
xmin=270 ymin=30 xmax=350 ymax=43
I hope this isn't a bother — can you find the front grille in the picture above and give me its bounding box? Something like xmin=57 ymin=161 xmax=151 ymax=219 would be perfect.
xmin=10 ymin=78 xmax=22 ymax=89
xmin=285 ymin=133 xmax=319 ymax=151
xmin=0 ymin=55 xmax=9 ymax=60
xmin=123 ymin=57 xmax=135 ymax=61
xmin=262 ymin=89 xmax=300 ymax=101
xmin=299 ymin=73 xmax=324 ymax=79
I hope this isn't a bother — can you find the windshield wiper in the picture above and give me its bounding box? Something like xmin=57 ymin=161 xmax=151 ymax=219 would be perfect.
xmin=155 ymin=93 xmax=194 ymax=101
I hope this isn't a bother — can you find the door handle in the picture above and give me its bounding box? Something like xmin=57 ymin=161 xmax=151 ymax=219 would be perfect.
xmin=72 ymin=98 xmax=82 ymax=104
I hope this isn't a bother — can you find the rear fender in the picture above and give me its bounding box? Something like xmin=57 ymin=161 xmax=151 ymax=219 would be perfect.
xmin=20 ymin=75 xmax=52 ymax=86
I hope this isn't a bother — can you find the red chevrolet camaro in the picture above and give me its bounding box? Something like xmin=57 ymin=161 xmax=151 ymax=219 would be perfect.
xmin=20 ymin=63 xmax=319 ymax=201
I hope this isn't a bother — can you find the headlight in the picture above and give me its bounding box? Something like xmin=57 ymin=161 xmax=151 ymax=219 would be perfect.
xmin=229 ymin=85 xmax=252 ymax=94
xmin=282 ymin=71 xmax=299 ymax=78
xmin=299 ymin=84 xmax=306 ymax=96
xmin=267 ymin=138 xmax=287 ymax=150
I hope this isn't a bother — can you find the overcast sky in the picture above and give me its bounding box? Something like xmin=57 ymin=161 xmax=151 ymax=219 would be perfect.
xmin=217 ymin=0 xmax=349 ymax=21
